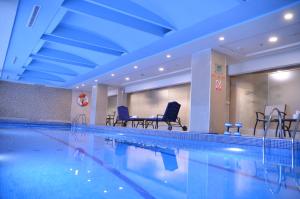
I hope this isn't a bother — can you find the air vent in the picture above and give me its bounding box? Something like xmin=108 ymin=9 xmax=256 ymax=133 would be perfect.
xmin=26 ymin=5 xmax=40 ymax=28
xmin=12 ymin=56 xmax=17 ymax=64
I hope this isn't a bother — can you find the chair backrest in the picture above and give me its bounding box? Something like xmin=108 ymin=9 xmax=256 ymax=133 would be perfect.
xmin=162 ymin=101 xmax=181 ymax=122
xmin=264 ymin=104 xmax=286 ymax=116
xmin=117 ymin=106 xmax=130 ymax=121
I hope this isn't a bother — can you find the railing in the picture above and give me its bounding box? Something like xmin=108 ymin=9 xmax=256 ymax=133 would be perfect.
xmin=291 ymin=114 xmax=300 ymax=143
xmin=262 ymin=109 xmax=300 ymax=193
xmin=71 ymin=114 xmax=87 ymax=132
xmin=263 ymin=108 xmax=284 ymax=139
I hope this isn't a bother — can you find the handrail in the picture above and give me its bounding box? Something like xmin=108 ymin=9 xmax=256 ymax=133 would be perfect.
xmin=71 ymin=114 xmax=87 ymax=132
xmin=292 ymin=114 xmax=300 ymax=141
xmin=263 ymin=108 xmax=284 ymax=139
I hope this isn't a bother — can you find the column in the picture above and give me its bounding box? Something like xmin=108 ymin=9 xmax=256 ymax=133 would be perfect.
xmin=90 ymin=84 xmax=108 ymax=125
xmin=189 ymin=49 xmax=228 ymax=133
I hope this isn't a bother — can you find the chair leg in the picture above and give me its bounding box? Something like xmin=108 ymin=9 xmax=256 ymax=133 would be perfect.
xmin=113 ymin=120 xmax=118 ymax=126
xmin=166 ymin=122 xmax=172 ymax=131
xmin=151 ymin=122 xmax=155 ymax=129
xmin=253 ymin=120 xmax=258 ymax=136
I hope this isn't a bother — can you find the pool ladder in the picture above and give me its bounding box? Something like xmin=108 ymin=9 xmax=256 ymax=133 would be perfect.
xmin=263 ymin=108 xmax=300 ymax=170
xmin=71 ymin=114 xmax=87 ymax=132
xmin=263 ymin=108 xmax=300 ymax=145
xmin=262 ymin=108 xmax=300 ymax=193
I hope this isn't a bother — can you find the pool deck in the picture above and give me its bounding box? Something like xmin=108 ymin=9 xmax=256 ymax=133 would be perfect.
xmin=0 ymin=119 xmax=299 ymax=150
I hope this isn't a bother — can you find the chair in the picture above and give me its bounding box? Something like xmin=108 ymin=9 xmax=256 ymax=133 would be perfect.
xmin=113 ymin=106 xmax=144 ymax=127
xmin=106 ymin=111 xmax=115 ymax=126
xmin=144 ymin=101 xmax=188 ymax=131
xmin=253 ymin=104 xmax=286 ymax=136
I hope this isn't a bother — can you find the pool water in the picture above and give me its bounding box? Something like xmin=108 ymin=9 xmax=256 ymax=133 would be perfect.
xmin=0 ymin=128 xmax=300 ymax=199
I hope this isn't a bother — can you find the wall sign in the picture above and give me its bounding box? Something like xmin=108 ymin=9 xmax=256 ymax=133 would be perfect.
xmin=215 ymin=79 xmax=222 ymax=91
xmin=77 ymin=93 xmax=89 ymax=107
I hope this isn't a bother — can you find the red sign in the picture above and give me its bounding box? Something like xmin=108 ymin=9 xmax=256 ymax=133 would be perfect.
xmin=215 ymin=80 xmax=222 ymax=91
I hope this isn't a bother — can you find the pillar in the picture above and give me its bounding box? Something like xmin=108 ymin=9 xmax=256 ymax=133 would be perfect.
xmin=189 ymin=49 xmax=228 ymax=133
xmin=90 ymin=84 xmax=108 ymax=125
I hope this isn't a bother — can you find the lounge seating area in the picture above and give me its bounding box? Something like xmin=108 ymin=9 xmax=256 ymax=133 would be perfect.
xmin=110 ymin=101 xmax=188 ymax=131
xmin=253 ymin=104 xmax=300 ymax=138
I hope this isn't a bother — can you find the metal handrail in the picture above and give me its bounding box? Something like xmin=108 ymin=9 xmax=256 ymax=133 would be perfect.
xmin=263 ymin=108 xmax=284 ymax=139
xmin=292 ymin=114 xmax=300 ymax=141
xmin=71 ymin=114 xmax=87 ymax=132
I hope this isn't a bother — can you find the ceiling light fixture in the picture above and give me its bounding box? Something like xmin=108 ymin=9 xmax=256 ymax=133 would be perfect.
xmin=76 ymin=86 xmax=79 ymax=89
xmin=125 ymin=77 xmax=130 ymax=81
xmin=81 ymin=84 xmax=85 ymax=87
xmin=219 ymin=36 xmax=225 ymax=41
xmin=166 ymin=54 xmax=172 ymax=58
xmin=268 ymin=36 xmax=278 ymax=43
xmin=94 ymin=79 xmax=98 ymax=82
xmin=159 ymin=67 xmax=164 ymax=72
xmin=270 ymin=70 xmax=291 ymax=81
xmin=111 ymin=73 xmax=115 ymax=77
xmin=284 ymin=12 xmax=294 ymax=20
xmin=133 ymin=65 xmax=138 ymax=69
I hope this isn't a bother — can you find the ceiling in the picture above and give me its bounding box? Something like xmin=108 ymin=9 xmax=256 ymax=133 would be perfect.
xmin=1 ymin=0 xmax=300 ymax=89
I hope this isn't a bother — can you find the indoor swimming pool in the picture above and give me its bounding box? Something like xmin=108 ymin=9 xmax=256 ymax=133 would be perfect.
xmin=0 ymin=127 xmax=300 ymax=199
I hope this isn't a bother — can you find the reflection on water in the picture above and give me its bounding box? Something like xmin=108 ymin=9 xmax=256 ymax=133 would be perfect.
xmin=0 ymin=129 xmax=300 ymax=199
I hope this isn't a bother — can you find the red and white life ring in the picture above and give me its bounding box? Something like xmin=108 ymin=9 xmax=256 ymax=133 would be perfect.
xmin=77 ymin=93 xmax=89 ymax=107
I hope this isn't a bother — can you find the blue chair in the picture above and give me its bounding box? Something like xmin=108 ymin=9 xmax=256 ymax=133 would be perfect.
xmin=145 ymin=101 xmax=187 ymax=131
xmin=113 ymin=106 xmax=144 ymax=127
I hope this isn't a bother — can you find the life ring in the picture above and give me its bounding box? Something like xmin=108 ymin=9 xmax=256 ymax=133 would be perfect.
xmin=77 ymin=93 xmax=89 ymax=107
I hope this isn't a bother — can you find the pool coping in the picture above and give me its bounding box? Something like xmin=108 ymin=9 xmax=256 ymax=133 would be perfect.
xmin=0 ymin=120 xmax=299 ymax=150
xmin=81 ymin=125 xmax=300 ymax=150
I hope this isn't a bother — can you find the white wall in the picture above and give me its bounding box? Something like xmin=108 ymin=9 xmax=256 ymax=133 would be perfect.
xmin=0 ymin=0 xmax=19 ymax=75
xmin=229 ymin=48 xmax=300 ymax=75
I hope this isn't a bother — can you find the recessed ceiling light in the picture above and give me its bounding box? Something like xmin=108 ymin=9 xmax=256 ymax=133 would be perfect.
xmin=111 ymin=73 xmax=115 ymax=77
xmin=166 ymin=54 xmax=172 ymax=58
xmin=125 ymin=77 xmax=130 ymax=81
xmin=268 ymin=36 xmax=278 ymax=43
xmin=284 ymin=12 xmax=293 ymax=20
xmin=219 ymin=36 xmax=225 ymax=41
xmin=159 ymin=67 xmax=164 ymax=72
xmin=81 ymin=84 xmax=85 ymax=87
xmin=94 ymin=79 xmax=98 ymax=82
xmin=133 ymin=65 xmax=138 ymax=69
xmin=76 ymin=86 xmax=79 ymax=89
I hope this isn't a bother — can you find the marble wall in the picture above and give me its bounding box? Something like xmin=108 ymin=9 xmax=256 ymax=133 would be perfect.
xmin=107 ymin=95 xmax=117 ymax=115
xmin=0 ymin=81 xmax=72 ymax=122
xmin=230 ymin=67 xmax=300 ymax=134
xmin=128 ymin=84 xmax=191 ymax=126
xmin=70 ymin=89 xmax=91 ymax=123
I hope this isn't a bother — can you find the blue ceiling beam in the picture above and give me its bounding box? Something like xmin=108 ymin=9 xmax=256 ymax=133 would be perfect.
xmin=19 ymin=77 xmax=62 ymax=85
xmin=66 ymin=0 xmax=300 ymax=86
xmin=26 ymin=60 xmax=78 ymax=77
xmin=52 ymin=24 xmax=127 ymax=54
xmin=37 ymin=48 xmax=96 ymax=66
xmin=89 ymin=0 xmax=174 ymax=30
xmin=41 ymin=34 xmax=123 ymax=56
xmin=62 ymin=0 xmax=172 ymax=36
xmin=21 ymin=70 xmax=66 ymax=82
xmin=30 ymin=54 xmax=96 ymax=69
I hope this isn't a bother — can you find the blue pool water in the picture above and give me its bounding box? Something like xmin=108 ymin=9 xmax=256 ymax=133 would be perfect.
xmin=0 ymin=128 xmax=300 ymax=199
